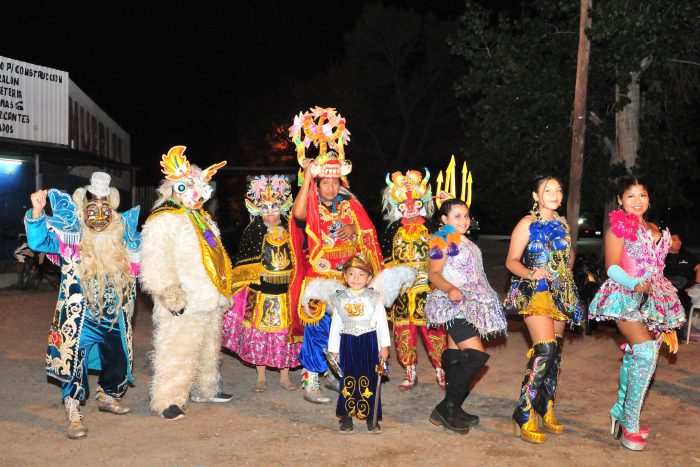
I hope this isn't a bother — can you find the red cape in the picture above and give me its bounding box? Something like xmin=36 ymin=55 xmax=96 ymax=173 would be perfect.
xmin=289 ymin=183 xmax=383 ymax=336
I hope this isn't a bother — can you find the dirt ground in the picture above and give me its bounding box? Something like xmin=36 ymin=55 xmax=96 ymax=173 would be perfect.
xmin=1 ymin=239 xmax=699 ymax=466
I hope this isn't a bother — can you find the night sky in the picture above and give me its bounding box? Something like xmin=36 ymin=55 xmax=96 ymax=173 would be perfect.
xmin=1 ymin=1 xmax=466 ymax=185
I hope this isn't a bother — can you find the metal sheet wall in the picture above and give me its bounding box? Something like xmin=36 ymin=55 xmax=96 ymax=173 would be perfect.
xmin=0 ymin=56 xmax=69 ymax=145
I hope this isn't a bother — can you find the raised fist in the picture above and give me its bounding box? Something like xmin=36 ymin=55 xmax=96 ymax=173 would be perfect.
xmin=30 ymin=190 xmax=48 ymax=218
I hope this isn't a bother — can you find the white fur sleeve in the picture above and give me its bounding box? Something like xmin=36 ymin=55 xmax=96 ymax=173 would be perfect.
xmin=369 ymin=266 xmax=417 ymax=308
xmin=373 ymin=300 xmax=391 ymax=349
xmin=327 ymin=311 xmax=343 ymax=353
xmin=302 ymin=278 xmax=345 ymax=316
xmin=139 ymin=214 xmax=180 ymax=297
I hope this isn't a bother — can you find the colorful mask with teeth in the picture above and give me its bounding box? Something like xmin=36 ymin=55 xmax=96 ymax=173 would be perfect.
xmin=160 ymin=145 xmax=226 ymax=210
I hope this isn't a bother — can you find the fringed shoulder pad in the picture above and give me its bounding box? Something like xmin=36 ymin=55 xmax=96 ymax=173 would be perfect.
xmin=609 ymin=209 xmax=639 ymax=241
xmin=428 ymin=225 xmax=460 ymax=259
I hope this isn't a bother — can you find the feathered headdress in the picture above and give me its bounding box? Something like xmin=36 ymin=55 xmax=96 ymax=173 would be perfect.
xmin=288 ymin=107 xmax=352 ymax=186
xmin=160 ymin=145 xmax=226 ymax=182
xmin=244 ymin=175 xmax=293 ymax=216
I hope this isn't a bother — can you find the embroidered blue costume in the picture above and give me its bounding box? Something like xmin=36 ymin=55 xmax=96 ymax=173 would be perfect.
xmin=25 ymin=183 xmax=140 ymax=439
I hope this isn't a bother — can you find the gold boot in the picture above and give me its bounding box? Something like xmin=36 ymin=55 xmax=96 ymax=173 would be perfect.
xmin=513 ymin=409 xmax=547 ymax=444
xmin=64 ymin=397 xmax=88 ymax=440
xmin=540 ymin=400 xmax=564 ymax=434
xmin=96 ymin=388 xmax=131 ymax=415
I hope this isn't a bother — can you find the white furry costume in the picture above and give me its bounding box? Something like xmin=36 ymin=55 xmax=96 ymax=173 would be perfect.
xmin=139 ymin=146 xmax=232 ymax=415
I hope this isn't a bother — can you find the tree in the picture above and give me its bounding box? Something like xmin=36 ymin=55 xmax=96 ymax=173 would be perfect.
xmin=295 ymin=3 xmax=464 ymax=212
xmin=450 ymin=0 xmax=700 ymax=233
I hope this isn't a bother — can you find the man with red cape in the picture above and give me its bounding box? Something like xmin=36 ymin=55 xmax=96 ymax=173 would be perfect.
xmin=288 ymin=107 xmax=383 ymax=403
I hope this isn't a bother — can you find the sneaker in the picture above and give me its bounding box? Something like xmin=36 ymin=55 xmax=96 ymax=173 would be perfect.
xmin=339 ymin=416 xmax=354 ymax=434
xmin=366 ymin=419 xmax=381 ymax=434
xmin=162 ymin=405 xmax=185 ymax=421
xmin=190 ymin=392 xmax=234 ymax=403
xmin=96 ymin=389 xmax=131 ymax=415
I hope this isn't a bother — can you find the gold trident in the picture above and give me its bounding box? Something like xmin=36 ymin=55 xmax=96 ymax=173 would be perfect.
xmin=435 ymin=155 xmax=473 ymax=208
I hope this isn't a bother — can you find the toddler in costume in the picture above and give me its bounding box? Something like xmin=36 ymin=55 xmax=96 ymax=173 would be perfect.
xmin=303 ymin=255 xmax=415 ymax=434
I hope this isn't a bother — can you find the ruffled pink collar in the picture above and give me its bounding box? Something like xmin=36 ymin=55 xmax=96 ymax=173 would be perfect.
xmin=609 ymin=209 xmax=640 ymax=241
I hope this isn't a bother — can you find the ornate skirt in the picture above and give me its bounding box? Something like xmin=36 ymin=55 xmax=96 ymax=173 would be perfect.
xmin=336 ymin=330 xmax=382 ymax=421
xmin=424 ymin=284 xmax=507 ymax=338
xmin=221 ymin=287 xmax=301 ymax=368
xmin=519 ymin=292 xmax=568 ymax=321
xmin=589 ymin=276 xmax=685 ymax=332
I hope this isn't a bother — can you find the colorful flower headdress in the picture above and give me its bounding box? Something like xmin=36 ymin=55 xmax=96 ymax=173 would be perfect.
xmin=288 ymin=107 xmax=352 ymax=186
xmin=385 ymin=169 xmax=432 ymax=207
xmin=160 ymin=145 xmax=226 ymax=182
xmin=245 ymin=175 xmax=293 ymax=216
xmin=433 ymin=155 xmax=472 ymax=209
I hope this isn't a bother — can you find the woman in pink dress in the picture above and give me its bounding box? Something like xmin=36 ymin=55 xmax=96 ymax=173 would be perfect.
xmin=221 ymin=175 xmax=301 ymax=392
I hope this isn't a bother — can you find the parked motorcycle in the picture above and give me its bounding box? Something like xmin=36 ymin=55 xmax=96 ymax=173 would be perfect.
xmin=13 ymin=234 xmax=60 ymax=290
xmin=573 ymin=251 xmax=603 ymax=335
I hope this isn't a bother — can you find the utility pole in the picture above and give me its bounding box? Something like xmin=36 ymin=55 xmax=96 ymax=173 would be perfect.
xmin=566 ymin=0 xmax=592 ymax=250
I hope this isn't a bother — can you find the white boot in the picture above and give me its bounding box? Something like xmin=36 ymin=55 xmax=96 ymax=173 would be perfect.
xmin=302 ymin=369 xmax=331 ymax=404
xmin=398 ymin=364 xmax=417 ymax=391
xmin=64 ymin=397 xmax=88 ymax=439
xmin=435 ymin=367 xmax=446 ymax=390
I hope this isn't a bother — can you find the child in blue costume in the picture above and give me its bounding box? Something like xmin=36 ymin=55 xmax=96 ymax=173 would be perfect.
xmin=327 ymin=255 xmax=391 ymax=434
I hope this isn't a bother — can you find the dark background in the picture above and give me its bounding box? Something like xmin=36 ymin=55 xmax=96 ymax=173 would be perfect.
xmin=2 ymin=1 xmax=698 ymax=248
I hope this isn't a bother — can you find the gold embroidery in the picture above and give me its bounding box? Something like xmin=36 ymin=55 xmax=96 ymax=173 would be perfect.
xmin=298 ymin=278 xmax=327 ymax=325
xmin=270 ymin=248 xmax=291 ymax=270
xmin=343 ymin=302 xmax=365 ymax=317
xmin=342 ymin=375 xmax=372 ymax=419
xmin=189 ymin=213 xmax=233 ymax=297
xmin=395 ymin=328 xmax=417 ymax=366
xmin=428 ymin=332 xmax=446 ymax=366
xmin=519 ymin=292 xmax=568 ymax=321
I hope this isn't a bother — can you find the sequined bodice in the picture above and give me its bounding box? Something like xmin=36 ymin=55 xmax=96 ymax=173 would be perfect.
xmin=522 ymin=218 xmax=570 ymax=279
xmin=621 ymin=227 xmax=671 ymax=280
xmin=442 ymin=241 xmax=484 ymax=287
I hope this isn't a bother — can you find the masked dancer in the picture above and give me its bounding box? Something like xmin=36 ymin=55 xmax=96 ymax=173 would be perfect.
xmin=140 ymin=146 xmax=234 ymax=421
xmin=288 ymin=107 xmax=384 ymax=403
xmin=221 ymin=175 xmax=302 ymax=392
xmin=381 ymin=169 xmax=446 ymax=390
xmin=25 ymin=172 xmax=140 ymax=439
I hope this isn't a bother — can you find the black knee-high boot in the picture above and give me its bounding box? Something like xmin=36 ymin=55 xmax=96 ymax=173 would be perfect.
xmin=429 ymin=349 xmax=471 ymax=433
xmin=534 ymin=334 xmax=564 ymax=433
xmin=512 ymin=340 xmax=556 ymax=443
xmin=456 ymin=348 xmax=490 ymax=427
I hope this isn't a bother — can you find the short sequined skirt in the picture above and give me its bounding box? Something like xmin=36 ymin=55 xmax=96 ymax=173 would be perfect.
xmin=518 ymin=292 xmax=568 ymax=321
xmin=589 ymin=276 xmax=686 ymax=332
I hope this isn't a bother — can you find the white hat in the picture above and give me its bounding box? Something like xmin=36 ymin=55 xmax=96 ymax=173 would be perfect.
xmin=87 ymin=172 xmax=112 ymax=198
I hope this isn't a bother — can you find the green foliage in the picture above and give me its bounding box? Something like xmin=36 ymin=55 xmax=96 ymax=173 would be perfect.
xmin=451 ymin=0 xmax=700 ymax=230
